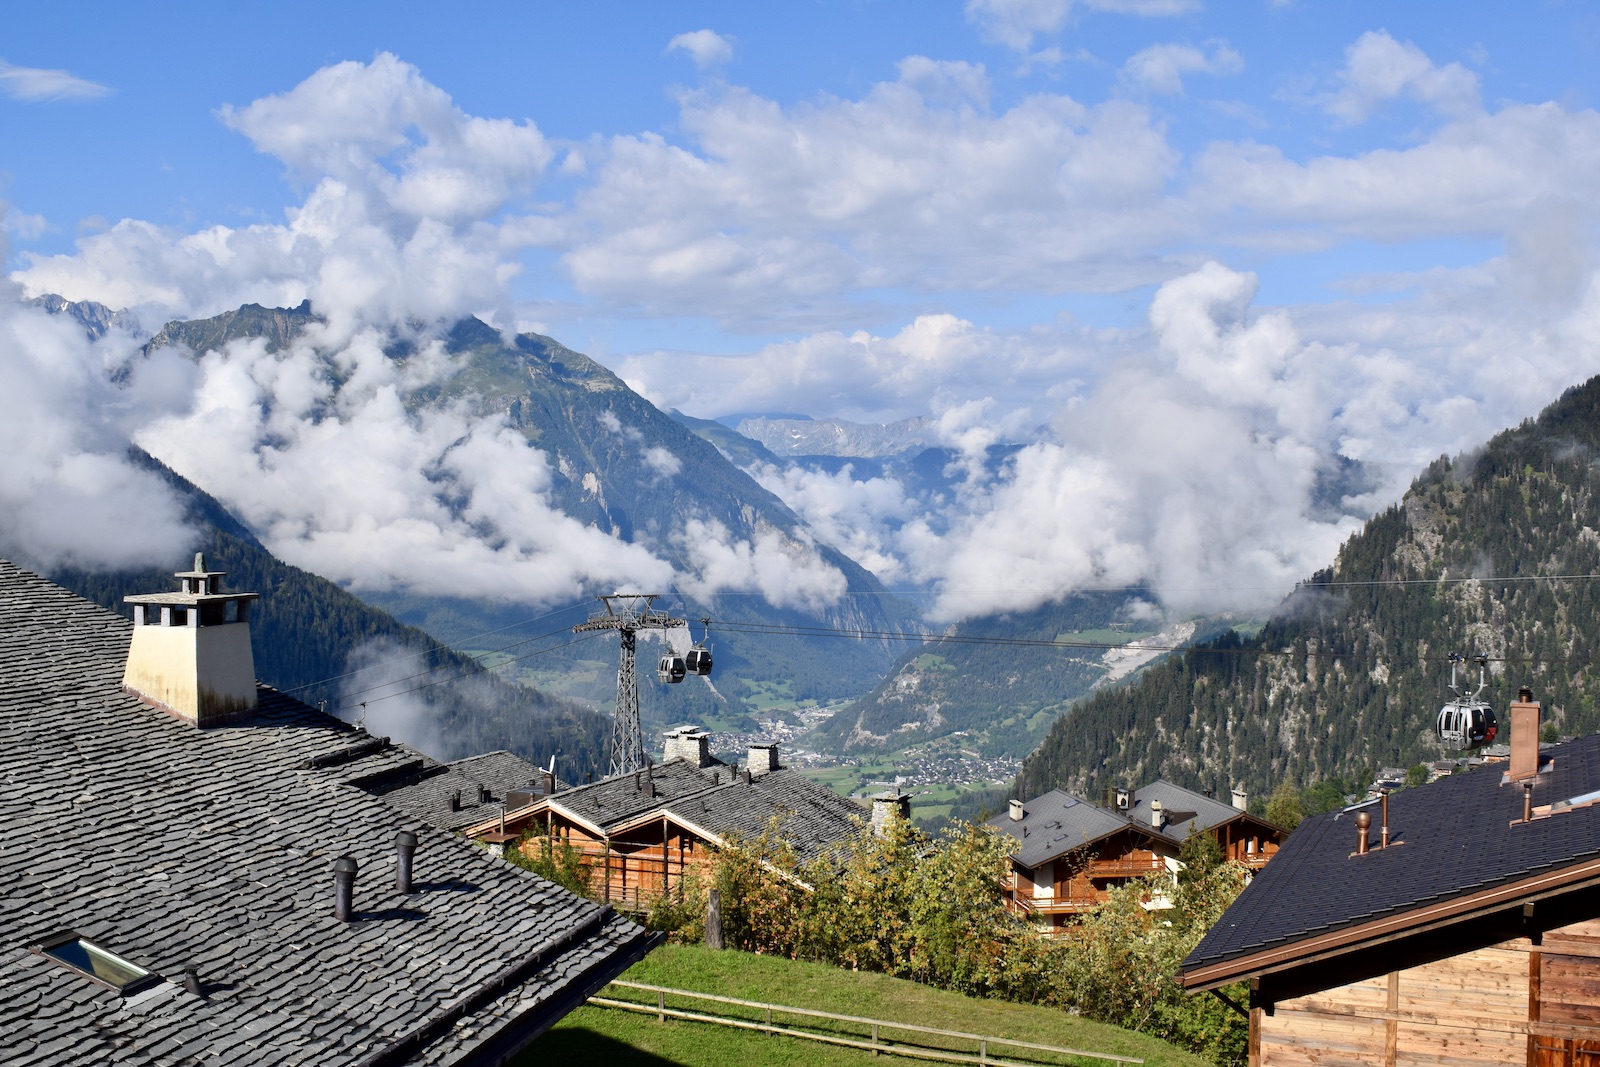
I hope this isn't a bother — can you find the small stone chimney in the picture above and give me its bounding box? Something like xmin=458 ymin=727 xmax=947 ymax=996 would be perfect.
xmin=1230 ymin=787 xmax=1248 ymax=812
xmin=663 ymin=727 xmax=714 ymax=768
xmin=1008 ymin=799 xmax=1025 ymax=821
xmin=1150 ymin=798 xmax=1165 ymax=830
xmin=871 ymin=790 xmax=911 ymax=837
xmin=1509 ymin=688 xmax=1542 ymax=783
xmin=746 ymin=743 xmax=780 ymax=776
xmin=122 ymin=553 xmax=259 ymax=727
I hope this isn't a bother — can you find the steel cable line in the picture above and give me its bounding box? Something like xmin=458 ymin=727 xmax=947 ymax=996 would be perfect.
xmin=324 ymin=623 xmax=591 ymax=706
xmin=279 ymin=600 xmax=593 ymax=696
xmin=306 ymin=568 xmax=1600 ymax=708
xmin=328 ymin=632 xmax=604 ymax=714
xmin=706 ymin=618 xmax=1582 ymax=666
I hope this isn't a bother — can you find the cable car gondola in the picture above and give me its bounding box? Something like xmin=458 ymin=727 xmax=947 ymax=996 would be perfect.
xmin=658 ymin=653 xmax=686 ymax=684
xmin=1436 ymin=653 xmax=1497 ymax=749
xmin=684 ymin=617 xmax=713 ymax=677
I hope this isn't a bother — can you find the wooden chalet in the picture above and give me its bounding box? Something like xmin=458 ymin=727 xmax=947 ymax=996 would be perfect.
xmin=1179 ymin=697 xmax=1600 ymax=1066
xmin=467 ymin=729 xmax=873 ymax=909
xmin=986 ymin=780 xmax=1288 ymax=930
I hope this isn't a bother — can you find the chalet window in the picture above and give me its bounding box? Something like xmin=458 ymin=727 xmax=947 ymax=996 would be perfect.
xmin=33 ymin=933 xmax=157 ymax=993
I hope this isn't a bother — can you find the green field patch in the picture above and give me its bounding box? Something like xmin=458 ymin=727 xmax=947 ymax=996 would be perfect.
xmin=523 ymin=944 xmax=1208 ymax=1067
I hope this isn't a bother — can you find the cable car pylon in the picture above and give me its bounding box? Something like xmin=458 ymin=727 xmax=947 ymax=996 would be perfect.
xmin=573 ymin=594 xmax=687 ymax=775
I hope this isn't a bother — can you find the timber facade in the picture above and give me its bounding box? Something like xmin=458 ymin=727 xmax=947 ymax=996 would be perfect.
xmin=1255 ymin=919 xmax=1600 ymax=1066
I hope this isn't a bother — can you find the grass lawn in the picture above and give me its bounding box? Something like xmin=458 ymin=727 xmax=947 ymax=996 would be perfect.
xmin=520 ymin=944 xmax=1210 ymax=1067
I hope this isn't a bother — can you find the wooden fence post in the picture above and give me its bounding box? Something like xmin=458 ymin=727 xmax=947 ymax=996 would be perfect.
xmin=706 ymin=888 xmax=725 ymax=950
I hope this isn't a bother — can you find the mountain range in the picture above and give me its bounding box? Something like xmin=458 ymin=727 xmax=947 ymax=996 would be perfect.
xmin=65 ymin=299 xmax=912 ymax=747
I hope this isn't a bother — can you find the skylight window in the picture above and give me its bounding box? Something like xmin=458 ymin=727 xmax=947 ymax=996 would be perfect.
xmin=33 ymin=933 xmax=157 ymax=993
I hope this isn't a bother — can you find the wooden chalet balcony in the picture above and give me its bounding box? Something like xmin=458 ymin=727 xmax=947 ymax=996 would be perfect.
xmin=1086 ymin=856 xmax=1167 ymax=879
xmin=1011 ymin=892 xmax=1101 ymax=915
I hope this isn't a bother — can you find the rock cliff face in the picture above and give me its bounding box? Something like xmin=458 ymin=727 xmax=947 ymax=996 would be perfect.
xmin=1016 ymin=375 xmax=1600 ymax=802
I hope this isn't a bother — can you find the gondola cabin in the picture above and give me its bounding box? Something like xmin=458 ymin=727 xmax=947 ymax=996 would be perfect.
xmin=1437 ymin=699 xmax=1497 ymax=749
xmin=685 ymin=646 xmax=712 ymax=676
xmin=1435 ymin=653 xmax=1497 ymax=750
xmin=658 ymin=654 xmax=686 ymax=683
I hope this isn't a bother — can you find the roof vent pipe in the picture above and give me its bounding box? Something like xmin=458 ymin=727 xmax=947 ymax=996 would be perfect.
xmin=449 ymin=790 xmax=461 ymax=812
xmin=1379 ymin=790 xmax=1390 ymax=849
xmin=1523 ymin=780 xmax=1535 ymax=823
xmin=333 ymin=856 xmax=359 ymax=921
xmin=178 ymin=965 xmax=201 ymax=997
xmin=1354 ymin=811 xmax=1371 ymax=855
xmin=479 ymin=785 xmax=491 ymax=804
xmin=396 ymin=830 xmax=418 ymax=894
xmin=1009 ymin=799 xmax=1025 ymax=821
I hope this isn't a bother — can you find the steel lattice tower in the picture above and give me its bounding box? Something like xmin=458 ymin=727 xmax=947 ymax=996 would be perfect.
xmin=573 ymin=594 xmax=685 ymax=775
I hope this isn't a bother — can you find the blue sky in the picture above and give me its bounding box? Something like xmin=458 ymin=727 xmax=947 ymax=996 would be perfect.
xmin=8 ymin=2 xmax=1600 ymax=618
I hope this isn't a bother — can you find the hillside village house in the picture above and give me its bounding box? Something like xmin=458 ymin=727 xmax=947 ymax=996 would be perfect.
xmin=469 ymin=728 xmax=889 ymax=908
xmin=987 ymin=781 xmax=1288 ymax=930
xmin=0 ymin=555 xmax=657 ymax=1065
xmin=1179 ymin=694 xmax=1600 ymax=1067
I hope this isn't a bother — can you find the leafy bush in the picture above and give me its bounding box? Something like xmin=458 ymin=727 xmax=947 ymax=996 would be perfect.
xmin=643 ymin=818 xmax=1248 ymax=1065
xmin=506 ymin=828 xmax=595 ymax=899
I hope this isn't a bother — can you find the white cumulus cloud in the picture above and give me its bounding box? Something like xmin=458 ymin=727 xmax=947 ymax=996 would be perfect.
xmin=1320 ymin=30 xmax=1480 ymax=125
xmin=1121 ymin=40 xmax=1243 ymax=96
xmin=667 ymin=29 xmax=734 ymax=69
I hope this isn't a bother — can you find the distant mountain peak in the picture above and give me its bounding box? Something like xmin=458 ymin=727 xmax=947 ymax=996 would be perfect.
xmin=29 ymin=293 xmax=141 ymax=341
xmin=736 ymin=415 xmax=938 ymax=458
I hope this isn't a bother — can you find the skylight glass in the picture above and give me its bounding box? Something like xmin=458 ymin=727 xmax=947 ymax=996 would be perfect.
xmin=36 ymin=934 xmax=155 ymax=992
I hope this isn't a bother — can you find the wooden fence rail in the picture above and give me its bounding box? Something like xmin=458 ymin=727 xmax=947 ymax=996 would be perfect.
xmin=588 ymin=980 xmax=1143 ymax=1067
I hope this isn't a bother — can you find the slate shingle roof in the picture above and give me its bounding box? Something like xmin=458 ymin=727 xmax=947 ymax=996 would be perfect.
xmin=656 ymin=768 xmax=870 ymax=866
xmin=518 ymin=757 xmax=869 ymax=867
xmin=364 ymin=750 xmax=542 ymax=832
xmin=985 ymin=789 xmax=1147 ymax=867
xmin=0 ymin=558 xmax=656 ymax=1065
xmin=1126 ymin=779 xmax=1259 ymax=842
xmin=1181 ymin=731 xmax=1600 ymax=981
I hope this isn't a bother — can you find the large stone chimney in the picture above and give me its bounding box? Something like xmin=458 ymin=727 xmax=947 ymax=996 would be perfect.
xmin=663 ymin=727 xmax=714 ymax=768
xmin=123 ymin=553 xmax=258 ymax=727
xmin=746 ymin=743 xmax=780 ymax=776
xmin=871 ymin=790 xmax=911 ymax=837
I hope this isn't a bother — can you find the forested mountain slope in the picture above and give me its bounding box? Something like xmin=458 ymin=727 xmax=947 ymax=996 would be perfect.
xmin=47 ymin=451 xmax=610 ymax=776
xmin=1017 ymin=376 xmax=1600 ymax=802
